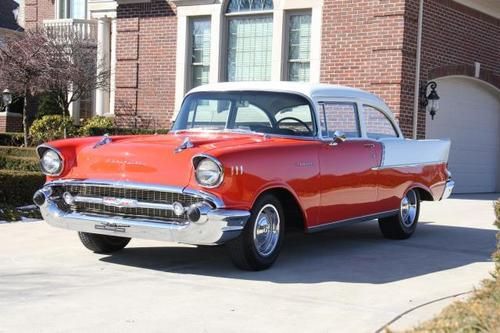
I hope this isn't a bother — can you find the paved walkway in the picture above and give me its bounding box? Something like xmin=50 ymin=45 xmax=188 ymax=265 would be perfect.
xmin=0 ymin=194 xmax=497 ymax=333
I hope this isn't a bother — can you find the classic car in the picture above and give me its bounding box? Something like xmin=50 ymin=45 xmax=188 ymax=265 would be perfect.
xmin=33 ymin=82 xmax=454 ymax=270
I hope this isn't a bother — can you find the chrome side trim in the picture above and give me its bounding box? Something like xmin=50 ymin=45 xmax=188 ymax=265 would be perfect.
xmin=371 ymin=161 xmax=446 ymax=171
xmin=307 ymin=209 xmax=399 ymax=233
xmin=36 ymin=144 xmax=65 ymax=177
xmin=44 ymin=179 xmax=225 ymax=208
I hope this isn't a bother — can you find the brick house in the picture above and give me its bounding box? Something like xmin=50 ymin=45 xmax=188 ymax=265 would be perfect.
xmin=13 ymin=0 xmax=500 ymax=192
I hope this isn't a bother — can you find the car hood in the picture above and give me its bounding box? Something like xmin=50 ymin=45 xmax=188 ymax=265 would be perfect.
xmin=60 ymin=132 xmax=266 ymax=187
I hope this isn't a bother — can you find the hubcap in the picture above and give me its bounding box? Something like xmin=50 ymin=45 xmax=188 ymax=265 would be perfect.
xmin=400 ymin=190 xmax=418 ymax=227
xmin=253 ymin=204 xmax=280 ymax=257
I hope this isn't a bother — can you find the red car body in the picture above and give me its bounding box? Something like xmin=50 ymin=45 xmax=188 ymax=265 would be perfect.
xmin=34 ymin=82 xmax=454 ymax=269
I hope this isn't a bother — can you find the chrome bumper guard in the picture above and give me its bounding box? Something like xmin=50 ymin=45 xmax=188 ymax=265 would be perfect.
xmin=34 ymin=187 xmax=250 ymax=246
xmin=441 ymin=180 xmax=455 ymax=200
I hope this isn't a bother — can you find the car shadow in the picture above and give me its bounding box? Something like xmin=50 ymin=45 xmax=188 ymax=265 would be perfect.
xmin=99 ymin=221 xmax=496 ymax=284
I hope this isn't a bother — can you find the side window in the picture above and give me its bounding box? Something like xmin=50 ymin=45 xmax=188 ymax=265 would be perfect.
xmin=320 ymin=102 xmax=360 ymax=138
xmin=363 ymin=105 xmax=399 ymax=139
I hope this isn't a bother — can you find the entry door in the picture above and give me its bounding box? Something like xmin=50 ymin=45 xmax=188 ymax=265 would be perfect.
xmin=317 ymin=102 xmax=380 ymax=225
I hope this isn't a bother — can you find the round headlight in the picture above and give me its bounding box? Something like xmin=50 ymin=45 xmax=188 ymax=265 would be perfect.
xmin=195 ymin=157 xmax=223 ymax=188
xmin=40 ymin=149 xmax=63 ymax=175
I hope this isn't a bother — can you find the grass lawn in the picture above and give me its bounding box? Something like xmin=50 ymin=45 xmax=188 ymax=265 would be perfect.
xmin=403 ymin=200 xmax=500 ymax=333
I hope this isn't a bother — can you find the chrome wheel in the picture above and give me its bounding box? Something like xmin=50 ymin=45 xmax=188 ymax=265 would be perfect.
xmin=253 ymin=204 xmax=281 ymax=257
xmin=400 ymin=190 xmax=418 ymax=227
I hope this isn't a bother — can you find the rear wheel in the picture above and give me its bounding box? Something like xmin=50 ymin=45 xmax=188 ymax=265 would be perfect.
xmin=378 ymin=189 xmax=420 ymax=240
xmin=226 ymin=194 xmax=285 ymax=271
xmin=78 ymin=232 xmax=131 ymax=254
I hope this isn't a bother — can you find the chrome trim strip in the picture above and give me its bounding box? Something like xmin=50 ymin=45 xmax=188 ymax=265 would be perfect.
xmin=36 ymin=144 xmax=65 ymax=177
xmin=371 ymin=161 xmax=446 ymax=171
xmin=44 ymin=179 xmax=225 ymax=208
xmin=307 ymin=209 xmax=399 ymax=233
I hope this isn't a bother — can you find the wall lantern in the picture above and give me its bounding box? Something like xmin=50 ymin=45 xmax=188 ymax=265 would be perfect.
xmin=420 ymin=81 xmax=440 ymax=120
xmin=2 ymin=89 xmax=13 ymax=112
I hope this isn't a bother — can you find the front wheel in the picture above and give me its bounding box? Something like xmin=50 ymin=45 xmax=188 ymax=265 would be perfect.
xmin=78 ymin=232 xmax=131 ymax=254
xmin=378 ymin=189 xmax=420 ymax=240
xmin=226 ymin=194 xmax=285 ymax=271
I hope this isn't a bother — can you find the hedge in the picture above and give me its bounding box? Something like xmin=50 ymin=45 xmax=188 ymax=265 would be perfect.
xmin=0 ymin=155 xmax=39 ymax=172
xmin=0 ymin=146 xmax=38 ymax=158
xmin=0 ymin=133 xmax=24 ymax=147
xmin=0 ymin=170 xmax=45 ymax=206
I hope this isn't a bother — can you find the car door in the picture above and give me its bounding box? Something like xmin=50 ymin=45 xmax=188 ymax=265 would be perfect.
xmin=316 ymin=101 xmax=382 ymax=226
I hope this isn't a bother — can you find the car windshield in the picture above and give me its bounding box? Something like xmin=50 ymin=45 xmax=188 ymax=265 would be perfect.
xmin=172 ymin=91 xmax=317 ymax=137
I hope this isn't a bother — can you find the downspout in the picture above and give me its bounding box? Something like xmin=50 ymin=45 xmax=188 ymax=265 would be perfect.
xmin=412 ymin=0 xmax=424 ymax=139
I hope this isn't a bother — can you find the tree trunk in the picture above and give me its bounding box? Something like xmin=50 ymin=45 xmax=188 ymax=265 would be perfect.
xmin=63 ymin=105 xmax=69 ymax=139
xmin=22 ymin=87 xmax=29 ymax=147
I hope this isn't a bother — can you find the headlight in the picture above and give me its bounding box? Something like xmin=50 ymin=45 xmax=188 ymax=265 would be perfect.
xmin=194 ymin=156 xmax=223 ymax=188
xmin=40 ymin=148 xmax=63 ymax=176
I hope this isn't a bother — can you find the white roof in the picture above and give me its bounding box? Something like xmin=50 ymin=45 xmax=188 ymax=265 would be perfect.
xmin=188 ymin=81 xmax=387 ymax=106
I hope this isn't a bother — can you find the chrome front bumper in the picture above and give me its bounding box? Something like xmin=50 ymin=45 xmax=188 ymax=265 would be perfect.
xmin=35 ymin=187 xmax=250 ymax=246
xmin=441 ymin=180 xmax=455 ymax=200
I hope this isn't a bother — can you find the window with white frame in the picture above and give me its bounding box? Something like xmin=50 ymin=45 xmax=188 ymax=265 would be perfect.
xmin=58 ymin=0 xmax=86 ymax=19
xmin=226 ymin=0 xmax=274 ymax=81
xmin=287 ymin=11 xmax=311 ymax=81
xmin=190 ymin=17 xmax=211 ymax=89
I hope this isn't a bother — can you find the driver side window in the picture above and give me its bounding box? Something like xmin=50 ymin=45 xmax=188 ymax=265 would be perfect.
xmin=320 ymin=102 xmax=360 ymax=138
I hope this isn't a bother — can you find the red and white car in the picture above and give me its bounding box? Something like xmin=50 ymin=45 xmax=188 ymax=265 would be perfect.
xmin=34 ymin=82 xmax=454 ymax=270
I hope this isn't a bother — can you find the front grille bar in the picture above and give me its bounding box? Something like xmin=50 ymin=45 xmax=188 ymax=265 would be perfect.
xmin=72 ymin=195 xmax=188 ymax=213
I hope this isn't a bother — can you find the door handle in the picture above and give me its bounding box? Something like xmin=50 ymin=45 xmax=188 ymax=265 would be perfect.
xmin=364 ymin=143 xmax=375 ymax=148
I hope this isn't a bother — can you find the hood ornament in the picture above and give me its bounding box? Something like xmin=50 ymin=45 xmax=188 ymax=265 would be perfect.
xmin=175 ymin=137 xmax=194 ymax=153
xmin=93 ymin=134 xmax=112 ymax=149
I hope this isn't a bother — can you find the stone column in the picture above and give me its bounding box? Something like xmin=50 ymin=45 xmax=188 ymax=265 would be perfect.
xmin=95 ymin=17 xmax=111 ymax=116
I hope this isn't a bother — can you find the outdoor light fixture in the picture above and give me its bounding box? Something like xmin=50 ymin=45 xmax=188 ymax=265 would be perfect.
xmin=1 ymin=89 xmax=12 ymax=112
xmin=420 ymin=81 xmax=440 ymax=120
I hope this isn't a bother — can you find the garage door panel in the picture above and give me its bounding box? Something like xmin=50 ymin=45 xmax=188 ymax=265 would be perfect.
xmin=426 ymin=77 xmax=500 ymax=193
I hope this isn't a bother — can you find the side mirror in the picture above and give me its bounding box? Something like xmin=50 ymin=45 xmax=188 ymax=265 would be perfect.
xmin=329 ymin=130 xmax=347 ymax=145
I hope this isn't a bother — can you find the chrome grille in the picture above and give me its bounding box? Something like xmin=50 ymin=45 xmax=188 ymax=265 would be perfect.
xmin=53 ymin=184 xmax=203 ymax=222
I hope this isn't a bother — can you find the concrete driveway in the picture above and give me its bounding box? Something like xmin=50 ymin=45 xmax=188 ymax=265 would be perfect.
xmin=0 ymin=194 xmax=497 ymax=333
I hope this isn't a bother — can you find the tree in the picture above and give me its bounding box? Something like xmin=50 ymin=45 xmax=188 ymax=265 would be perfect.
xmin=0 ymin=31 xmax=51 ymax=146
xmin=44 ymin=30 xmax=110 ymax=125
xmin=0 ymin=29 xmax=110 ymax=145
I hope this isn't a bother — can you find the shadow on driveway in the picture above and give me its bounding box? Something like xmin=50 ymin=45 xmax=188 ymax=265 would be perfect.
xmin=99 ymin=220 xmax=496 ymax=284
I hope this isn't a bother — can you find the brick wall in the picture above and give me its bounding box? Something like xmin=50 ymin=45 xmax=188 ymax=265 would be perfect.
xmin=24 ymin=0 xmax=54 ymax=30
xmin=0 ymin=114 xmax=23 ymax=132
xmin=114 ymin=0 xmax=177 ymax=130
xmin=402 ymin=0 xmax=500 ymax=138
xmin=321 ymin=0 xmax=499 ymax=138
xmin=321 ymin=0 xmax=407 ymax=127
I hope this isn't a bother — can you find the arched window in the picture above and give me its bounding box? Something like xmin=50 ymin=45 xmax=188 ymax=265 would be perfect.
xmin=226 ymin=0 xmax=274 ymax=81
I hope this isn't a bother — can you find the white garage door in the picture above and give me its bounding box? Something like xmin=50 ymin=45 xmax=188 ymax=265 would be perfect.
xmin=426 ymin=76 xmax=500 ymax=193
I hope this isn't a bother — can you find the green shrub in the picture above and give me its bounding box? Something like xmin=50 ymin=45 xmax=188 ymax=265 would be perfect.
xmin=0 ymin=204 xmax=42 ymax=222
xmin=79 ymin=116 xmax=114 ymax=136
xmin=0 ymin=146 xmax=37 ymax=158
xmin=0 ymin=170 xmax=45 ymax=206
xmin=0 ymin=133 xmax=25 ymax=147
xmin=0 ymin=155 xmax=39 ymax=172
xmin=36 ymin=92 xmax=65 ymax=119
xmin=29 ymin=115 xmax=77 ymax=144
